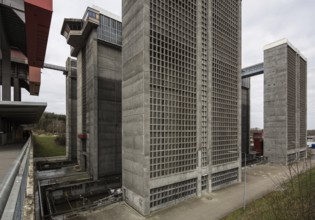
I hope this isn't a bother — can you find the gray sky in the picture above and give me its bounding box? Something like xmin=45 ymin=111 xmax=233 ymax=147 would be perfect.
xmin=22 ymin=0 xmax=315 ymax=129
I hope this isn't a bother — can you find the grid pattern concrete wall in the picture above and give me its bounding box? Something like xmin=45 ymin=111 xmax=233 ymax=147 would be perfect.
xmin=149 ymin=0 xmax=197 ymax=179
xmin=150 ymin=178 xmax=197 ymax=210
xmin=264 ymin=41 xmax=307 ymax=164
xmin=210 ymin=0 xmax=240 ymax=166
xmin=212 ymin=167 xmax=238 ymax=189
xmin=122 ymin=0 xmax=241 ymax=215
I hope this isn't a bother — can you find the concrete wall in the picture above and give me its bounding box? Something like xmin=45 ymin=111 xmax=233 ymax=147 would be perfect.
xmin=97 ymin=43 xmax=122 ymax=177
xmin=122 ymin=0 xmax=151 ymax=215
xmin=75 ymin=28 xmax=122 ymax=180
xmin=264 ymin=42 xmax=308 ymax=164
xmin=264 ymin=44 xmax=288 ymax=164
xmin=76 ymin=50 xmax=85 ymax=170
xmin=65 ymin=58 xmax=77 ymax=161
xmin=85 ymin=29 xmax=98 ymax=179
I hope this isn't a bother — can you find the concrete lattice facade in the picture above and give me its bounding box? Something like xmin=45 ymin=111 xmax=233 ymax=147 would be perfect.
xmin=122 ymin=0 xmax=241 ymax=215
xmin=62 ymin=7 xmax=122 ymax=180
xmin=264 ymin=39 xmax=307 ymax=164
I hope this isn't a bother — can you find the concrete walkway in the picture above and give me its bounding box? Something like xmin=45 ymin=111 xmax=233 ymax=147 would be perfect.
xmin=0 ymin=143 xmax=24 ymax=184
xmin=73 ymin=158 xmax=314 ymax=220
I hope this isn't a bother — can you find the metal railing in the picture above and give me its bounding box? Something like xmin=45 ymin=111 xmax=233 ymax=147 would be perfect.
xmin=0 ymin=137 xmax=32 ymax=220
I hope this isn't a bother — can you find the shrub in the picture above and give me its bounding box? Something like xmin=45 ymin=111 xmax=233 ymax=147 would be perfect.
xmin=55 ymin=135 xmax=66 ymax=146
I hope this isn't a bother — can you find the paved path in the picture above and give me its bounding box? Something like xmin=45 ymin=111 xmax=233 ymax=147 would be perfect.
xmin=73 ymin=158 xmax=315 ymax=220
xmin=0 ymin=143 xmax=24 ymax=184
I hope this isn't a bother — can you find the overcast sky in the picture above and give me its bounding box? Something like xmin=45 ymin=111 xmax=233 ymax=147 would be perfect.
xmin=21 ymin=0 xmax=315 ymax=129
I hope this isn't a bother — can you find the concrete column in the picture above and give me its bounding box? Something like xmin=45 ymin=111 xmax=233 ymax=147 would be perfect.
xmin=65 ymin=58 xmax=77 ymax=161
xmin=13 ymin=78 xmax=21 ymax=101
xmin=0 ymin=14 xmax=11 ymax=101
xmin=1 ymin=49 xmax=11 ymax=101
xmin=76 ymin=51 xmax=84 ymax=169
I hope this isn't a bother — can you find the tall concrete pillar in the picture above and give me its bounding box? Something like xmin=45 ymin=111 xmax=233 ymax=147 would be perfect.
xmin=1 ymin=49 xmax=11 ymax=101
xmin=0 ymin=14 xmax=11 ymax=101
xmin=65 ymin=58 xmax=77 ymax=161
xmin=14 ymin=77 xmax=21 ymax=101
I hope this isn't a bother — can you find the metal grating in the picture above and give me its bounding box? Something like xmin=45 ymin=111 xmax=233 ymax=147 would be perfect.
xmin=212 ymin=168 xmax=238 ymax=188
xmin=211 ymin=0 xmax=240 ymax=166
xmin=149 ymin=0 xmax=197 ymax=179
xmin=150 ymin=178 xmax=197 ymax=208
xmin=287 ymin=46 xmax=296 ymax=150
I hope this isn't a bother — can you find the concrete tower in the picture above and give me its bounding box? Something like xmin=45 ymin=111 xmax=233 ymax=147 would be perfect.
xmin=122 ymin=0 xmax=242 ymax=215
xmin=264 ymin=39 xmax=307 ymax=164
xmin=61 ymin=6 xmax=122 ymax=180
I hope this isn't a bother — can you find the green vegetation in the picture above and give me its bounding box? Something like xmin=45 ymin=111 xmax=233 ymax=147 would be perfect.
xmin=223 ymin=162 xmax=315 ymax=220
xmin=34 ymin=112 xmax=66 ymax=135
xmin=33 ymin=134 xmax=66 ymax=157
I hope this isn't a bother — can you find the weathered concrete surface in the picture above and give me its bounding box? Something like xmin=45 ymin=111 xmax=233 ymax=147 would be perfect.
xmin=264 ymin=40 xmax=307 ymax=164
xmin=0 ymin=143 xmax=24 ymax=184
xmin=23 ymin=141 xmax=35 ymax=220
xmin=122 ymin=0 xmax=151 ymax=215
xmin=74 ymin=28 xmax=122 ymax=180
xmin=65 ymin=58 xmax=78 ymax=161
xmin=71 ymin=159 xmax=315 ymax=220
xmin=122 ymin=0 xmax=242 ymax=215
